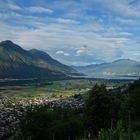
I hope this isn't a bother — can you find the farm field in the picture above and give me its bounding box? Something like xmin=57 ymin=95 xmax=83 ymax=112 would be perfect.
xmin=0 ymin=78 xmax=132 ymax=99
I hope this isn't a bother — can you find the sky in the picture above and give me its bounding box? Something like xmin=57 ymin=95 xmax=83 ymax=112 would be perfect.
xmin=0 ymin=0 xmax=140 ymax=66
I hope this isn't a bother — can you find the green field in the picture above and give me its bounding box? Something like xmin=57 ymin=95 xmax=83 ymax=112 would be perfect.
xmin=0 ymin=79 xmax=132 ymax=99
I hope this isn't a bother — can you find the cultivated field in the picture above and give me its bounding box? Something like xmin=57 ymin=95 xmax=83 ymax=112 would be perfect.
xmin=0 ymin=79 xmax=131 ymax=99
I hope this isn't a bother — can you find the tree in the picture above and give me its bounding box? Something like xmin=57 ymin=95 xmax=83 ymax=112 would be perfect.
xmin=84 ymin=84 xmax=120 ymax=136
xmin=18 ymin=107 xmax=84 ymax=140
xmin=120 ymin=79 xmax=140 ymax=140
xmin=97 ymin=121 xmax=127 ymax=140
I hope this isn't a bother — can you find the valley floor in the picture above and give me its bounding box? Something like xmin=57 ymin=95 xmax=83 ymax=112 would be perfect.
xmin=0 ymin=78 xmax=134 ymax=139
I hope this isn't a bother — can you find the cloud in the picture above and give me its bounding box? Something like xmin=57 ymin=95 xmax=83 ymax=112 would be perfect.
xmin=91 ymin=0 xmax=140 ymax=18
xmin=114 ymin=40 xmax=128 ymax=47
xmin=57 ymin=18 xmax=79 ymax=24
xmin=76 ymin=50 xmax=85 ymax=55
xmin=75 ymin=45 xmax=93 ymax=56
xmin=0 ymin=20 xmax=136 ymax=65
xmin=115 ymin=17 xmax=138 ymax=26
xmin=27 ymin=6 xmax=53 ymax=14
xmin=8 ymin=3 xmax=22 ymax=11
xmin=56 ymin=50 xmax=70 ymax=56
xmin=0 ymin=1 xmax=21 ymax=11
xmin=0 ymin=0 xmax=140 ymax=65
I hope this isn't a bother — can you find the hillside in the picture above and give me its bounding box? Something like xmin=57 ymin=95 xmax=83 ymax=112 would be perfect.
xmin=0 ymin=40 xmax=76 ymax=79
xmin=73 ymin=59 xmax=140 ymax=79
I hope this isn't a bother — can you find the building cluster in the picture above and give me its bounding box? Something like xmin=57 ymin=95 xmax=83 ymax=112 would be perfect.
xmin=0 ymin=95 xmax=84 ymax=139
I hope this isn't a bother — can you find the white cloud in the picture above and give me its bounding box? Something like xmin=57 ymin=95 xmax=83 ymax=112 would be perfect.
xmin=0 ymin=0 xmax=140 ymax=65
xmin=0 ymin=20 xmax=136 ymax=65
xmin=57 ymin=18 xmax=79 ymax=24
xmin=91 ymin=0 xmax=140 ymax=18
xmin=8 ymin=3 xmax=22 ymax=11
xmin=115 ymin=17 xmax=138 ymax=26
xmin=75 ymin=45 xmax=93 ymax=56
xmin=56 ymin=50 xmax=70 ymax=56
xmin=114 ymin=40 xmax=128 ymax=47
xmin=76 ymin=50 xmax=85 ymax=55
xmin=27 ymin=6 xmax=53 ymax=14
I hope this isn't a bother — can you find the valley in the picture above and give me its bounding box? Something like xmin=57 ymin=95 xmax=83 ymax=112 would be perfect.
xmin=1 ymin=0 xmax=140 ymax=139
xmin=0 ymin=78 xmax=133 ymax=139
xmin=0 ymin=78 xmax=131 ymax=99
xmin=0 ymin=40 xmax=140 ymax=140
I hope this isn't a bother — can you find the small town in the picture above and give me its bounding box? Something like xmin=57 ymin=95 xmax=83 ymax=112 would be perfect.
xmin=0 ymin=95 xmax=84 ymax=139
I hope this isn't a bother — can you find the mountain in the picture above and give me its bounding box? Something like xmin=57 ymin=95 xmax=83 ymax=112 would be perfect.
xmin=73 ymin=59 xmax=140 ymax=79
xmin=29 ymin=49 xmax=75 ymax=73
xmin=0 ymin=40 xmax=77 ymax=79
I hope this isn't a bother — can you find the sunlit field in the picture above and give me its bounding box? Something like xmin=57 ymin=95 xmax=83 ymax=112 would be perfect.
xmin=0 ymin=79 xmax=131 ymax=99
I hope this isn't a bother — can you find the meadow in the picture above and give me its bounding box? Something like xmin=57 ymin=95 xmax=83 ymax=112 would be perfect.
xmin=0 ymin=78 xmax=132 ymax=99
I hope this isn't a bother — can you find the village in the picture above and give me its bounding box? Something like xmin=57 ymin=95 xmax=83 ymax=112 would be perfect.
xmin=0 ymin=95 xmax=84 ymax=139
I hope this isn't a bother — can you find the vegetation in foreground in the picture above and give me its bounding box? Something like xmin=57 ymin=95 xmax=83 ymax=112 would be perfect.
xmin=8 ymin=79 xmax=140 ymax=140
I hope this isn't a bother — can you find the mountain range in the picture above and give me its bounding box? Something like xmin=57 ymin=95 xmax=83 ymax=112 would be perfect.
xmin=0 ymin=40 xmax=140 ymax=80
xmin=0 ymin=40 xmax=77 ymax=79
xmin=73 ymin=59 xmax=140 ymax=79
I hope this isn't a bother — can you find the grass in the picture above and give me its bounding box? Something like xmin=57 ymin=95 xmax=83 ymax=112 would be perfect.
xmin=0 ymin=79 xmax=131 ymax=99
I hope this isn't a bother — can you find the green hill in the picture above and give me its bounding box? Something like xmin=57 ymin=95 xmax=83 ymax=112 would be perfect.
xmin=0 ymin=40 xmax=76 ymax=79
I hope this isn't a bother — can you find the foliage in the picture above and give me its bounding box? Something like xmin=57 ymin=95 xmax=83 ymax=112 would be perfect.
xmin=98 ymin=121 xmax=127 ymax=140
xmin=8 ymin=79 xmax=140 ymax=140
xmin=18 ymin=107 xmax=84 ymax=140
xmin=84 ymin=84 xmax=121 ymax=135
xmin=97 ymin=121 xmax=140 ymax=140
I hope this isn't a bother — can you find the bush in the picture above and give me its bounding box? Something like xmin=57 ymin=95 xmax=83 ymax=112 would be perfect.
xmin=17 ymin=107 xmax=84 ymax=140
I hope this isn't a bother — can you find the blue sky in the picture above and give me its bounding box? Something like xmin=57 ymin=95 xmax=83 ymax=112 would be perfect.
xmin=0 ymin=0 xmax=140 ymax=66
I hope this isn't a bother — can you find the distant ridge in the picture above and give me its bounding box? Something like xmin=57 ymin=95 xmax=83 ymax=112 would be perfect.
xmin=73 ymin=59 xmax=140 ymax=79
xmin=0 ymin=40 xmax=77 ymax=79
